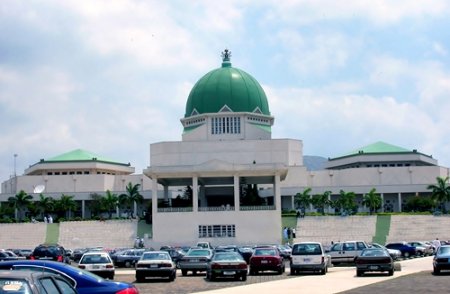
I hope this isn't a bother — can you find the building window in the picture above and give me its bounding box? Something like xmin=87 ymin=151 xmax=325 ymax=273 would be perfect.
xmin=211 ymin=117 xmax=240 ymax=135
xmin=198 ymin=224 xmax=235 ymax=238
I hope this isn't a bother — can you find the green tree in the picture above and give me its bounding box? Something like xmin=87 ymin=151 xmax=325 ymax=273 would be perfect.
xmin=362 ymin=188 xmax=382 ymax=215
xmin=54 ymin=194 xmax=77 ymax=220
xmin=102 ymin=190 xmax=119 ymax=219
xmin=311 ymin=191 xmax=332 ymax=215
xmin=119 ymin=182 xmax=143 ymax=218
xmin=36 ymin=194 xmax=55 ymax=219
xmin=336 ymin=190 xmax=357 ymax=215
xmin=8 ymin=190 xmax=33 ymax=221
xmin=427 ymin=176 xmax=450 ymax=213
xmin=294 ymin=188 xmax=312 ymax=211
xmin=89 ymin=193 xmax=105 ymax=218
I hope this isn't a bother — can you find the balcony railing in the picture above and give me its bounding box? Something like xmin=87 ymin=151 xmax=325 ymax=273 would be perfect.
xmin=240 ymin=205 xmax=276 ymax=211
xmin=198 ymin=206 xmax=235 ymax=212
xmin=157 ymin=207 xmax=193 ymax=213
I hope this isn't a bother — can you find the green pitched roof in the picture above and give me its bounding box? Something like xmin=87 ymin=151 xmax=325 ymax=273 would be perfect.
xmin=184 ymin=54 xmax=270 ymax=118
xmin=338 ymin=141 xmax=411 ymax=158
xmin=45 ymin=149 xmax=124 ymax=165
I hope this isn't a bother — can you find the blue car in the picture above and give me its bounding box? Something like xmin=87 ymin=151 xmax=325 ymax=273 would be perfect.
xmin=0 ymin=260 xmax=139 ymax=294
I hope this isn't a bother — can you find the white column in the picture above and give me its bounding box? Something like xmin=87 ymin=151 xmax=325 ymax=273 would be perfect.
xmin=193 ymin=175 xmax=198 ymax=212
xmin=380 ymin=193 xmax=384 ymax=213
xmin=152 ymin=176 xmax=158 ymax=216
xmin=234 ymin=175 xmax=240 ymax=211
xmin=274 ymin=174 xmax=281 ymax=211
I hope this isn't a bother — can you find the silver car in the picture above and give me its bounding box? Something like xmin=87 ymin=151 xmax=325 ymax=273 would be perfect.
xmin=371 ymin=243 xmax=401 ymax=260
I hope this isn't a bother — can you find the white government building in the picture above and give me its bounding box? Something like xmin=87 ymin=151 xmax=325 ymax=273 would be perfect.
xmin=1 ymin=50 xmax=449 ymax=246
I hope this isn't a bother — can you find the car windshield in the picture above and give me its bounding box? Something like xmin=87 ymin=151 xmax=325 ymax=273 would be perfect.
xmin=293 ymin=244 xmax=321 ymax=255
xmin=438 ymin=246 xmax=450 ymax=254
xmin=361 ymin=249 xmax=388 ymax=257
xmin=187 ymin=250 xmax=210 ymax=256
xmin=254 ymin=248 xmax=276 ymax=256
xmin=80 ymin=254 xmax=111 ymax=264
xmin=0 ymin=278 xmax=32 ymax=294
xmin=142 ymin=253 xmax=170 ymax=260
xmin=213 ymin=253 xmax=243 ymax=261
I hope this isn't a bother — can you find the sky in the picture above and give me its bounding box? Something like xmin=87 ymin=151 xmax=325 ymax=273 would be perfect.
xmin=1 ymin=0 xmax=450 ymax=182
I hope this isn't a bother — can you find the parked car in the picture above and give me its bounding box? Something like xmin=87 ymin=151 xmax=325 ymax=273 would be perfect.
xmin=135 ymin=251 xmax=176 ymax=282
xmin=0 ymin=260 xmax=140 ymax=294
xmin=160 ymin=248 xmax=185 ymax=268
xmin=78 ymin=251 xmax=115 ymax=279
xmin=72 ymin=248 xmax=89 ymax=262
xmin=9 ymin=249 xmax=32 ymax=259
xmin=196 ymin=242 xmax=214 ymax=250
xmin=371 ymin=243 xmax=402 ymax=260
xmin=0 ymin=251 xmax=21 ymax=261
xmin=277 ymin=244 xmax=292 ymax=260
xmin=249 ymin=246 xmax=285 ymax=275
xmin=206 ymin=251 xmax=248 ymax=281
xmin=237 ymin=246 xmax=254 ymax=264
xmin=408 ymin=241 xmax=433 ymax=256
xmin=178 ymin=248 xmax=214 ymax=276
xmin=355 ymin=248 xmax=394 ymax=277
xmin=29 ymin=244 xmax=71 ymax=263
xmin=385 ymin=242 xmax=417 ymax=258
xmin=433 ymin=245 xmax=450 ymax=275
xmin=113 ymin=249 xmax=145 ymax=268
xmin=328 ymin=241 xmax=369 ymax=265
xmin=290 ymin=242 xmax=328 ymax=275
xmin=0 ymin=269 xmax=78 ymax=294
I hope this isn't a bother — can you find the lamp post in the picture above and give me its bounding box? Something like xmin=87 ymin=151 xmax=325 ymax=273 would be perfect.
xmin=13 ymin=154 xmax=18 ymax=193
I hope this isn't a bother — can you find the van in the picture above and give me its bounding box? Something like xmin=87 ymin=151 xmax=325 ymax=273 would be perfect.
xmin=290 ymin=242 xmax=328 ymax=275
xmin=328 ymin=241 xmax=369 ymax=265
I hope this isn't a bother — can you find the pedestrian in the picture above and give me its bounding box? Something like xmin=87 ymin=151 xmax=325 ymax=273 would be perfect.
xmin=432 ymin=238 xmax=441 ymax=252
xmin=287 ymin=227 xmax=292 ymax=240
xmin=43 ymin=216 xmax=48 ymax=223
xmin=292 ymin=228 xmax=296 ymax=238
xmin=48 ymin=215 xmax=53 ymax=223
xmin=296 ymin=209 xmax=301 ymax=218
xmin=283 ymin=227 xmax=288 ymax=241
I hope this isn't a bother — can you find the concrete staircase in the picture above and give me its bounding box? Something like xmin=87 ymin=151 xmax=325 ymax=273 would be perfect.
xmin=0 ymin=223 xmax=47 ymax=249
xmin=386 ymin=215 xmax=450 ymax=243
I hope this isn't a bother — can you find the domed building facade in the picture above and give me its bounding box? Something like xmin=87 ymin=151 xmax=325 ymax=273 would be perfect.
xmin=144 ymin=49 xmax=302 ymax=245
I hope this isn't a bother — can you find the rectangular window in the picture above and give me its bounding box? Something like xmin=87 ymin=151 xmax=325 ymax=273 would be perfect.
xmin=198 ymin=224 xmax=236 ymax=238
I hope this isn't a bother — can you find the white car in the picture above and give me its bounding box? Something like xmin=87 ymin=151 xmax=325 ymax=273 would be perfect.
xmin=290 ymin=242 xmax=329 ymax=275
xmin=135 ymin=251 xmax=176 ymax=282
xmin=78 ymin=251 xmax=115 ymax=279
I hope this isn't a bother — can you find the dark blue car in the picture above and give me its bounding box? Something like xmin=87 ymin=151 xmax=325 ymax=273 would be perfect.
xmin=0 ymin=260 xmax=139 ymax=294
xmin=385 ymin=242 xmax=417 ymax=258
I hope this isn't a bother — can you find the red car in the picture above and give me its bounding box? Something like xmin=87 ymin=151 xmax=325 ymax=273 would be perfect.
xmin=249 ymin=246 xmax=285 ymax=275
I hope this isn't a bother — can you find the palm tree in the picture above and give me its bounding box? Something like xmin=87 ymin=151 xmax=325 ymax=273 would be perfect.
xmin=119 ymin=182 xmax=143 ymax=218
xmin=294 ymin=188 xmax=312 ymax=212
xmin=8 ymin=190 xmax=33 ymax=221
xmin=362 ymin=188 xmax=382 ymax=215
xmin=336 ymin=190 xmax=357 ymax=215
xmin=311 ymin=191 xmax=332 ymax=215
xmin=102 ymin=190 xmax=119 ymax=219
xmin=428 ymin=176 xmax=450 ymax=213
xmin=54 ymin=194 xmax=78 ymax=220
xmin=36 ymin=194 xmax=55 ymax=219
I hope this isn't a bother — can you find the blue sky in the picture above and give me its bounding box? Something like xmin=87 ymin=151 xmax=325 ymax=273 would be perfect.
xmin=1 ymin=0 xmax=450 ymax=182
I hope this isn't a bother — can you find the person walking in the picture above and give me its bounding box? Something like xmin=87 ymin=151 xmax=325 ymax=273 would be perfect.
xmin=292 ymin=228 xmax=296 ymax=238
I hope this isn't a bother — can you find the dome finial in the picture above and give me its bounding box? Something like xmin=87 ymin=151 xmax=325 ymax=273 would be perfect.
xmin=221 ymin=48 xmax=232 ymax=67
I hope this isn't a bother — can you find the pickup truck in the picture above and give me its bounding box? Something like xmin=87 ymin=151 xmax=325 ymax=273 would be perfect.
xmin=327 ymin=241 xmax=369 ymax=265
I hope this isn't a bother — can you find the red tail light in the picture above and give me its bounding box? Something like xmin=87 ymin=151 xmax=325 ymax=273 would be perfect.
xmin=160 ymin=263 xmax=172 ymax=268
xmin=238 ymin=263 xmax=248 ymax=269
xmin=211 ymin=263 xmax=221 ymax=269
xmin=116 ymin=286 xmax=140 ymax=294
xmin=56 ymin=255 xmax=63 ymax=262
xmin=29 ymin=256 xmax=35 ymax=260
xmin=79 ymin=265 xmax=86 ymax=269
xmin=321 ymin=256 xmax=325 ymax=264
xmin=106 ymin=264 xmax=114 ymax=268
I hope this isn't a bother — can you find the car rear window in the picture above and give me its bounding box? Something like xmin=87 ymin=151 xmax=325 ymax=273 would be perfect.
xmin=0 ymin=278 xmax=32 ymax=293
xmin=34 ymin=246 xmax=62 ymax=256
xmin=292 ymin=244 xmax=322 ymax=255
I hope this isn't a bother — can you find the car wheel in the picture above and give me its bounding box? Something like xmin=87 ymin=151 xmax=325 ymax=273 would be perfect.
xmin=135 ymin=275 xmax=144 ymax=283
xmin=433 ymin=267 xmax=441 ymax=275
xmin=125 ymin=261 xmax=132 ymax=268
xmin=291 ymin=269 xmax=297 ymax=275
xmin=193 ymin=270 xmax=197 ymax=276
xmin=403 ymin=252 xmax=410 ymax=258
xmin=356 ymin=270 xmax=363 ymax=277
xmin=241 ymin=273 xmax=247 ymax=281
xmin=181 ymin=270 xmax=188 ymax=276
xmin=109 ymin=273 xmax=115 ymax=280
xmin=320 ymin=267 xmax=326 ymax=275
xmin=249 ymin=267 xmax=255 ymax=275
xmin=277 ymin=267 xmax=283 ymax=275
xmin=169 ymin=272 xmax=176 ymax=282
xmin=388 ymin=269 xmax=394 ymax=276
xmin=210 ymin=273 xmax=216 ymax=281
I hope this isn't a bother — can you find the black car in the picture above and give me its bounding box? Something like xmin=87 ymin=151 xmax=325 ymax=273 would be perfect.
xmin=0 ymin=251 xmax=21 ymax=261
xmin=29 ymin=244 xmax=71 ymax=264
xmin=113 ymin=249 xmax=146 ymax=268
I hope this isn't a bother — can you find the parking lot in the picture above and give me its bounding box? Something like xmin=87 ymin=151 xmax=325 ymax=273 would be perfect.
xmin=112 ymin=256 xmax=448 ymax=294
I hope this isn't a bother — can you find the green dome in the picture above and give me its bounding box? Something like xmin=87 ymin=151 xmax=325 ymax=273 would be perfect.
xmin=184 ymin=51 xmax=270 ymax=118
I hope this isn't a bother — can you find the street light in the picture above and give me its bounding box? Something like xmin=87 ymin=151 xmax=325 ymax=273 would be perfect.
xmin=13 ymin=154 xmax=18 ymax=193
